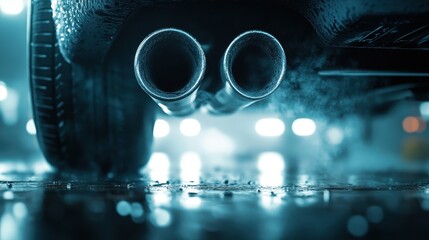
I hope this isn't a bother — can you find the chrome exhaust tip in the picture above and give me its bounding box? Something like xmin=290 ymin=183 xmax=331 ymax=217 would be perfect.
xmin=134 ymin=28 xmax=206 ymax=116
xmin=207 ymin=30 xmax=286 ymax=114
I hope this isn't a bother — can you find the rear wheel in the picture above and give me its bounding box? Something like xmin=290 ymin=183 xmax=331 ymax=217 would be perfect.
xmin=29 ymin=0 xmax=155 ymax=174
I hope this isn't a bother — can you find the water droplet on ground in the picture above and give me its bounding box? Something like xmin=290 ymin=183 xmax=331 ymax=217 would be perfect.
xmin=224 ymin=191 xmax=233 ymax=198
xmin=323 ymin=190 xmax=330 ymax=203
xmin=188 ymin=191 xmax=198 ymax=197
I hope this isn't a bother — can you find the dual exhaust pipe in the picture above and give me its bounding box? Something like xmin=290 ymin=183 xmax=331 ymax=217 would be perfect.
xmin=134 ymin=28 xmax=286 ymax=116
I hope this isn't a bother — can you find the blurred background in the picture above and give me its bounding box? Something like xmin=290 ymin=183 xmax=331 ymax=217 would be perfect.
xmin=2 ymin=1 xmax=429 ymax=240
xmin=1 ymin=0 xmax=429 ymax=180
xmin=0 ymin=0 xmax=51 ymax=175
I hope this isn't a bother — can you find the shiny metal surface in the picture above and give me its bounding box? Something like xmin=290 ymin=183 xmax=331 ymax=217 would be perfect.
xmin=206 ymin=31 xmax=286 ymax=114
xmin=135 ymin=28 xmax=206 ymax=116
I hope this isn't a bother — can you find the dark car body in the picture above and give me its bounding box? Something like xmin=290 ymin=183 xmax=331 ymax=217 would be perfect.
xmin=51 ymin=0 xmax=429 ymax=65
xmin=29 ymin=0 xmax=429 ymax=173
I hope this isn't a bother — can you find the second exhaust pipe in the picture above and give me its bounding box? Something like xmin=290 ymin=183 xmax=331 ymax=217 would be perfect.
xmin=134 ymin=28 xmax=206 ymax=116
xmin=206 ymin=30 xmax=286 ymax=114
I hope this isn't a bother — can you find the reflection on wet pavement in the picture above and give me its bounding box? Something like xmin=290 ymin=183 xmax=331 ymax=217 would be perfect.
xmin=1 ymin=165 xmax=429 ymax=239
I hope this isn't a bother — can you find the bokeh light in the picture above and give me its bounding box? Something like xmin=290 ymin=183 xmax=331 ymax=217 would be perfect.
xmin=292 ymin=118 xmax=316 ymax=136
xmin=326 ymin=127 xmax=344 ymax=145
xmin=26 ymin=119 xmax=36 ymax=135
xmin=347 ymin=215 xmax=368 ymax=237
xmin=12 ymin=202 xmax=27 ymax=219
xmin=0 ymin=81 xmax=8 ymax=101
xmin=180 ymin=195 xmax=202 ymax=209
xmin=0 ymin=0 xmax=24 ymax=15
xmin=130 ymin=202 xmax=144 ymax=219
xmin=420 ymin=102 xmax=429 ymax=119
xmin=146 ymin=152 xmax=170 ymax=183
xmin=257 ymin=152 xmax=285 ymax=172
xmin=150 ymin=208 xmax=171 ymax=227
xmin=116 ymin=201 xmax=131 ymax=217
xmin=180 ymin=152 xmax=201 ymax=183
xmin=0 ymin=213 xmax=17 ymax=240
xmin=402 ymin=116 xmax=426 ymax=133
xmin=257 ymin=152 xmax=285 ymax=186
xmin=180 ymin=118 xmax=201 ymax=137
xmin=153 ymin=119 xmax=170 ymax=138
xmin=255 ymin=118 xmax=285 ymax=137
xmin=152 ymin=192 xmax=171 ymax=207
xmin=2 ymin=191 xmax=14 ymax=200
xmin=366 ymin=205 xmax=383 ymax=223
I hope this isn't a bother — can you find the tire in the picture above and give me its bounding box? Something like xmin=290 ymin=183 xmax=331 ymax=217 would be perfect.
xmin=29 ymin=0 xmax=155 ymax=174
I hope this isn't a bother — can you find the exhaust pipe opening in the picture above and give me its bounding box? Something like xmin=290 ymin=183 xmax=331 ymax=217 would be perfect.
xmin=146 ymin=42 xmax=194 ymax=93
xmin=135 ymin=28 xmax=206 ymax=116
xmin=226 ymin=31 xmax=286 ymax=100
xmin=208 ymin=31 xmax=286 ymax=114
xmin=231 ymin=43 xmax=278 ymax=96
